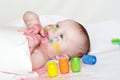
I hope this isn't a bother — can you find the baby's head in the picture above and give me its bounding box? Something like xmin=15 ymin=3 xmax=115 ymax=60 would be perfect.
xmin=43 ymin=20 xmax=90 ymax=59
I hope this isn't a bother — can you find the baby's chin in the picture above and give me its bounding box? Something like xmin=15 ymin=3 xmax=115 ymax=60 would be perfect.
xmin=44 ymin=44 xmax=58 ymax=59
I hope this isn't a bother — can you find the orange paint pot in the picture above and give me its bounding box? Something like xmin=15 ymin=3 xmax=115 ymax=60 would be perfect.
xmin=59 ymin=58 xmax=69 ymax=74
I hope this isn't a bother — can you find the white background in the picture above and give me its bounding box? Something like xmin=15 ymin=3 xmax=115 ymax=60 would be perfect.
xmin=0 ymin=0 xmax=120 ymax=26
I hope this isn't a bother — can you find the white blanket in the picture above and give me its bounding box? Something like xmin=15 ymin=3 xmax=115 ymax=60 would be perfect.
xmin=0 ymin=27 xmax=32 ymax=74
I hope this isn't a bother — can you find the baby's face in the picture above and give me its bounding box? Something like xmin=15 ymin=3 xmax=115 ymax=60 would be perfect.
xmin=43 ymin=20 xmax=85 ymax=59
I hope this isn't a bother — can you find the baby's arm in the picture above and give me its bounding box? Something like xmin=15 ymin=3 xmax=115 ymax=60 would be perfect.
xmin=23 ymin=11 xmax=45 ymax=53
xmin=30 ymin=47 xmax=47 ymax=70
xmin=23 ymin=11 xmax=48 ymax=71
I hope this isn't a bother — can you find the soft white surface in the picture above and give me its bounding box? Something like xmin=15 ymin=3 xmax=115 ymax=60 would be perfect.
xmin=85 ymin=20 xmax=120 ymax=53
xmin=82 ymin=20 xmax=120 ymax=80
xmin=0 ymin=27 xmax=32 ymax=74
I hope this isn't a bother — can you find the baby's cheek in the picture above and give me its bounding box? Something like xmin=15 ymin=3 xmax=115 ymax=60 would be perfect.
xmin=46 ymin=43 xmax=58 ymax=58
xmin=41 ymin=40 xmax=55 ymax=52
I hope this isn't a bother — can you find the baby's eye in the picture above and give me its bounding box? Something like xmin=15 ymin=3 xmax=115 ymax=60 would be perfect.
xmin=60 ymin=34 xmax=63 ymax=39
xmin=56 ymin=24 xmax=59 ymax=28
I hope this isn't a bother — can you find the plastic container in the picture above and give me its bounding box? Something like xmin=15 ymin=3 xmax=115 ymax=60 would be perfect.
xmin=47 ymin=61 xmax=58 ymax=77
xmin=82 ymin=55 xmax=96 ymax=65
xmin=59 ymin=58 xmax=69 ymax=74
xmin=71 ymin=57 xmax=81 ymax=72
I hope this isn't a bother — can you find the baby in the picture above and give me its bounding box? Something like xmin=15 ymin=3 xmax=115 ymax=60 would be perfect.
xmin=23 ymin=11 xmax=90 ymax=70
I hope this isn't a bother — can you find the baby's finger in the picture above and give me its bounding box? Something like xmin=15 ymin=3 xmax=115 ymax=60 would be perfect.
xmin=26 ymin=36 xmax=34 ymax=47
xmin=32 ymin=24 xmax=41 ymax=34
xmin=24 ymin=28 xmax=34 ymax=35
xmin=39 ymin=27 xmax=46 ymax=38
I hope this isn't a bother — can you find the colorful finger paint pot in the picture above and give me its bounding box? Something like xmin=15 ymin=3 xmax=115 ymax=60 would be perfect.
xmin=47 ymin=61 xmax=58 ymax=77
xmin=71 ymin=57 xmax=81 ymax=72
xmin=59 ymin=58 xmax=69 ymax=74
xmin=82 ymin=55 xmax=97 ymax=65
xmin=111 ymin=38 xmax=120 ymax=45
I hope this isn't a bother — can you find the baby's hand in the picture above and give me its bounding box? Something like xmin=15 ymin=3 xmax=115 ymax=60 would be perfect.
xmin=20 ymin=24 xmax=45 ymax=53
xmin=26 ymin=32 xmax=41 ymax=53
xmin=24 ymin=24 xmax=41 ymax=35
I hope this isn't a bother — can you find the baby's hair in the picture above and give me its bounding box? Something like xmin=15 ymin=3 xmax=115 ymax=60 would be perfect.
xmin=75 ymin=21 xmax=90 ymax=57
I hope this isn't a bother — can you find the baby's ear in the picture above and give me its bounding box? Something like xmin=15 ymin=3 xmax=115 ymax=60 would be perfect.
xmin=56 ymin=54 xmax=69 ymax=60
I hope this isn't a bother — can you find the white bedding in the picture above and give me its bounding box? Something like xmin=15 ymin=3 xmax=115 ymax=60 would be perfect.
xmin=0 ymin=27 xmax=32 ymax=74
xmin=0 ymin=16 xmax=120 ymax=80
